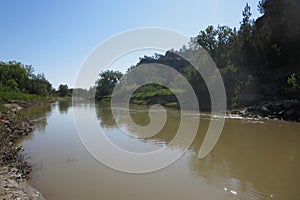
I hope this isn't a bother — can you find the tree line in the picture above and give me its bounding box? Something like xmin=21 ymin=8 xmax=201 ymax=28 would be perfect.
xmin=95 ymin=0 xmax=300 ymax=109
xmin=0 ymin=61 xmax=72 ymax=100
xmin=2 ymin=0 xmax=299 ymax=108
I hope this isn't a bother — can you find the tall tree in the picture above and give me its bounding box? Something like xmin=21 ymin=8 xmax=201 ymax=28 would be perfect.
xmin=95 ymin=70 xmax=123 ymax=100
xmin=58 ymin=84 xmax=69 ymax=97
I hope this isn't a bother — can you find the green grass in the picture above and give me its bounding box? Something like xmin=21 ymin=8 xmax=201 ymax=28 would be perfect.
xmin=98 ymin=85 xmax=184 ymax=109
xmin=0 ymin=91 xmax=34 ymax=112
xmin=101 ymin=95 xmax=112 ymax=102
xmin=132 ymin=88 xmax=185 ymax=99
xmin=132 ymin=89 xmax=172 ymax=99
xmin=0 ymin=91 xmax=56 ymax=101
xmin=0 ymin=91 xmax=40 ymax=101
xmin=0 ymin=91 xmax=56 ymax=113
xmin=129 ymin=87 xmax=183 ymax=108
xmin=165 ymin=102 xmax=180 ymax=107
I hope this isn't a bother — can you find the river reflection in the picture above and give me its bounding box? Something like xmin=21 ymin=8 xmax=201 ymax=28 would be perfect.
xmin=21 ymin=101 xmax=300 ymax=200
xmin=187 ymin=119 xmax=299 ymax=199
xmin=96 ymin=103 xmax=180 ymax=140
xmin=58 ymin=100 xmax=72 ymax=114
xmin=20 ymin=103 xmax=53 ymax=132
xmin=21 ymin=101 xmax=73 ymax=131
xmin=95 ymin=102 xmax=300 ymax=199
xmin=95 ymin=102 xmax=116 ymax=128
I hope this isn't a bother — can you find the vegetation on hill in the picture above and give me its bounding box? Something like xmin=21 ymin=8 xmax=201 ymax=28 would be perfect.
xmin=2 ymin=0 xmax=299 ymax=111
xmin=95 ymin=0 xmax=300 ymax=110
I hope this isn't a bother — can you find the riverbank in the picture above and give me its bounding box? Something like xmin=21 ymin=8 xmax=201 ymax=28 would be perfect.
xmin=230 ymin=99 xmax=300 ymax=122
xmin=0 ymin=100 xmax=52 ymax=199
xmin=132 ymin=89 xmax=300 ymax=122
xmin=101 ymin=93 xmax=300 ymax=122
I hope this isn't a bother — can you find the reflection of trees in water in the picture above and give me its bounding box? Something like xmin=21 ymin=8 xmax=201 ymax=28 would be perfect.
xmin=188 ymin=121 xmax=260 ymax=197
xmin=187 ymin=124 xmax=260 ymax=198
xmin=34 ymin=117 xmax=48 ymax=132
xmin=141 ymin=113 xmax=179 ymax=146
xmin=96 ymin=103 xmax=300 ymax=198
xmin=21 ymin=104 xmax=52 ymax=132
xmin=95 ymin=103 xmax=300 ymax=198
xmin=95 ymin=102 xmax=116 ymax=128
xmin=58 ymin=100 xmax=71 ymax=114
xmin=187 ymin=120 xmax=300 ymax=199
xmin=97 ymin=105 xmax=300 ymax=199
xmin=96 ymin=102 xmax=193 ymax=149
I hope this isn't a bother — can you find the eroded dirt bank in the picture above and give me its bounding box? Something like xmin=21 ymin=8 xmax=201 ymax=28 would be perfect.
xmin=0 ymin=101 xmax=48 ymax=200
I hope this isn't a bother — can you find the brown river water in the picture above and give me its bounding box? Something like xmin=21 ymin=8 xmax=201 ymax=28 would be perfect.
xmin=20 ymin=101 xmax=300 ymax=200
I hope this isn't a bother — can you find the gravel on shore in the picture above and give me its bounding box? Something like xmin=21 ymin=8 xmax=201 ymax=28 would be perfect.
xmin=0 ymin=102 xmax=47 ymax=200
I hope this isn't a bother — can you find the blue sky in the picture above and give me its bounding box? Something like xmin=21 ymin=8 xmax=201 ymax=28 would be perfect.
xmin=0 ymin=0 xmax=261 ymax=88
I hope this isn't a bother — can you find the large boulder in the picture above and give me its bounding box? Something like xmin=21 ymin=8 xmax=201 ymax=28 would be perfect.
xmin=284 ymin=108 xmax=300 ymax=121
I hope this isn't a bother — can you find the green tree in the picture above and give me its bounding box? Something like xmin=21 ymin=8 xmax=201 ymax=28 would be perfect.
xmin=196 ymin=25 xmax=218 ymax=58
xmin=258 ymin=0 xmax=266 ymax=14
xmin=58 ymin=84 xmax=69 ymax=97
xmin=0 ymin=61 xmax=27 ymax=91
xmin=95 ymin=70 xmax=123 ymax=100
xmin=284 ymin=73 xmax=300 ymax=98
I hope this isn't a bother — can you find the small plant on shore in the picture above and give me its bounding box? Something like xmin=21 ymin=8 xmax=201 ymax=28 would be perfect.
xmin=284 ymin=73 xmax=300 ymax=98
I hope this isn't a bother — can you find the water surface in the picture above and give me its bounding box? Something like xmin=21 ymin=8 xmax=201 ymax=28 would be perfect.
xmin=21 ymin=101 xmax=300 ymax=199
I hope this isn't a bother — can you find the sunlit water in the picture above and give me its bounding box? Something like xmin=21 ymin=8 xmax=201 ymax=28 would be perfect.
xmin=20 ymin=101 xmax=300 ymax=200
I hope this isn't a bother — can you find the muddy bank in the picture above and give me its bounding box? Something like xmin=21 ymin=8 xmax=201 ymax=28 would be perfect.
xmin=5 ymin=99 xmax=56 ymax=110
xmin=0 ymin=102 xmax=46 ymax=199
xmin=231 ymin=99 xmax=300 ymax=122
xmin=0 ymin=166 xmax=45 ymax=200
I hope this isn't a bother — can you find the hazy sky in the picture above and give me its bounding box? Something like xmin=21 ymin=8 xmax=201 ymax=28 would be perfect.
xmin=1 ymin=0 xmax=261 ymax=88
